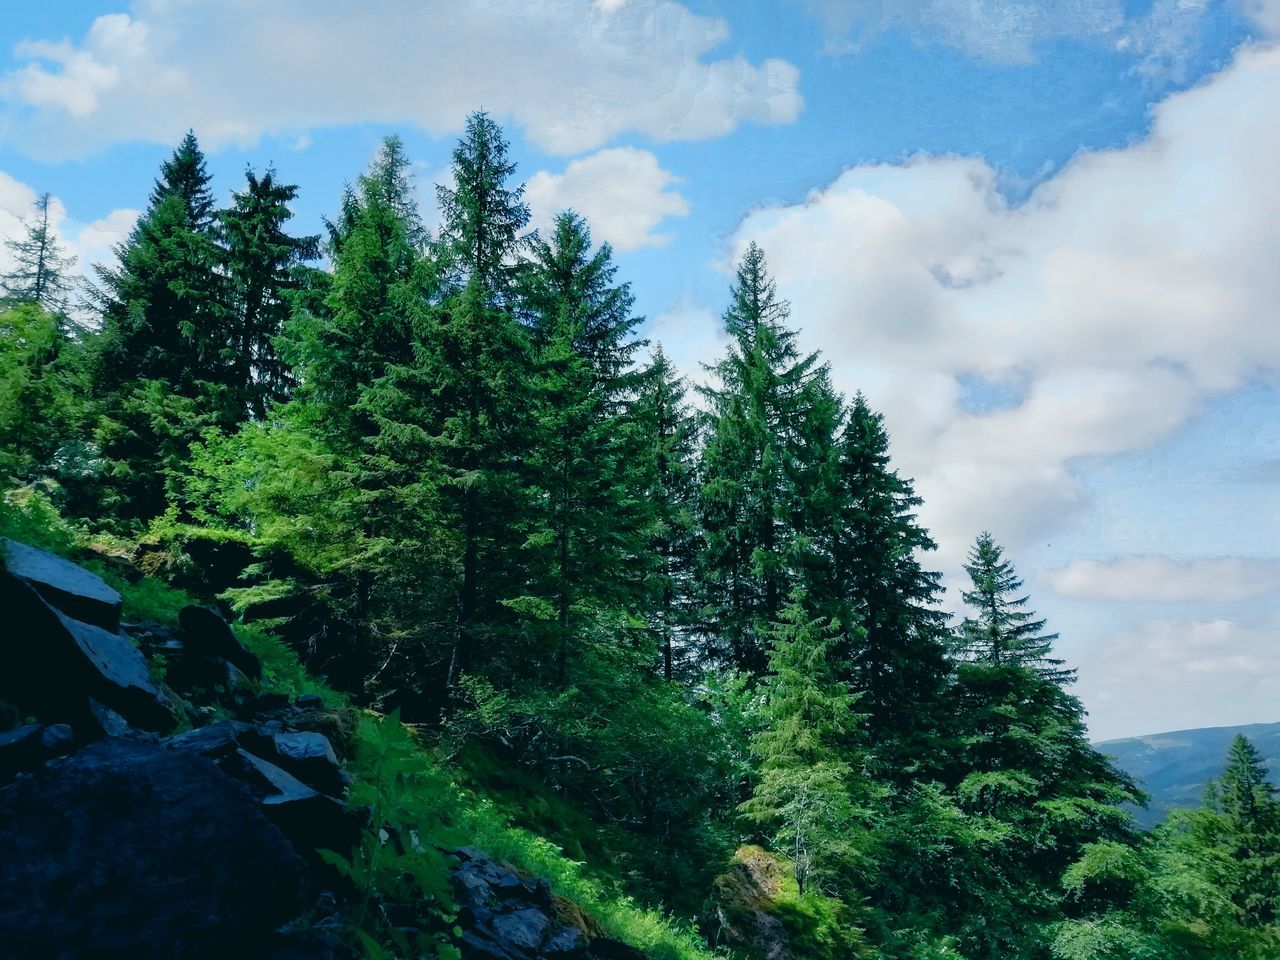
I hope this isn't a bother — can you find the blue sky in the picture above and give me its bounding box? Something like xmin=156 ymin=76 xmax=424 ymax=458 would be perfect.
xmin=2 ymin=0 xmax=1278 ymax=739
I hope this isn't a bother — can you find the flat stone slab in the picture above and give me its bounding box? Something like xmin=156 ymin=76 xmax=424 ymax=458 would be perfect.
xmin=2 ymin=539 xmax=122 ymax=632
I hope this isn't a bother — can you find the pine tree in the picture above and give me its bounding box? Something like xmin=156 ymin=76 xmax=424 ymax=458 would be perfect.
xmin=218 ymin=167 xmax=320 ymax=418
xmin=82 ymin=132 xmax=230 ymax=524
xmin=1 ymin=192 xmax=77 ymax=318
xmin=698 ymin=242 xmax=829 ymax=676
xmin=955 ymin=532 xmax=1074 ymax=683
xmin=518 ymin=212 xmax=648 ymax=684
xmin=413 ymin=112 xmax=534 ymax=685
xmin=1203 ymin=735 xmax=1280 ymax=928
xmin=634 ymin=345 xmax=701 ymax=681
xmin=820 ymin=392 xmax=951 ymax=761
xmin=740 ymin=595 xmax=874 ymax=896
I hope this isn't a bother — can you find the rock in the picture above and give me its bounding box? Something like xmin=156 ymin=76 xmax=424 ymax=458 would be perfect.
xmin=0 ymin=577 xmax=177 ymax=733
xmin=179 ymin=605 xmax=262 ymax=680
xmin=40 ymin=723 xmax=74 ymax=754
xmin=224 ymin=749 xmax=358 ymax=859
xmin=265 ymin=930 xmax=344 ymax=960
xmin=296 ymin=693 xmax=324 ymax=709
xmin=272 ymin=731 xmax=349 ymax=796
xmin=0 ymin=724 xmax=46 ymax=782
xmin=461 ymin=929 xmax=526 ymax=960
xmin=86 ymin=699 xmax=142 ymax=740
xmin=0 ymin=738 xmax=308 ymax=959
xmin=491 ymin=908 xmax=551 ymax=952
xmin=165 ymin=719 xmax=273 ymax=761
xmin=703 ymin=845 xmax=799 ymax=960
xmin=1 ymin=538 xmax=122 ymax=632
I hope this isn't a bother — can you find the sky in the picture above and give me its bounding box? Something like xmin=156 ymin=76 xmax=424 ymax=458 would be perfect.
xmin=2 ymin=0 xmax=1278 ymax=741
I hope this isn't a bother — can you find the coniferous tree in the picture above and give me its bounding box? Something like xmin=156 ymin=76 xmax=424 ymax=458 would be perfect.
xmin=218 ymin=167 xmax=320 ymax=418
xmin=819 ymin=392 xmax=951 ymax=761
xmin=931 ymin=536 xmax=1140 ymax=958
xmin=955 ymin=531 xmax=1074 ymax=683
xmin=418 ymin=112 xmax=534 ymax=685
xmin=1 ymin=192 xmax=77 ymax=318
xmin=698 ymin=242 xmax=829 ymax=676
xmin=635 ymin=345 xmax=701 ymax=680
xmin=518 ymin=212 xmax=647 ymax=684
xmin=82 ymin=132 xmax=229 ymax=524
xmin=740 ymin=596 xmax=874 ymax=896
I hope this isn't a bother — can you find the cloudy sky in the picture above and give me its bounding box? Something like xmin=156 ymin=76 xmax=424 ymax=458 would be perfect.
xmin=2 ymin=0 xmax=1278 ymax=740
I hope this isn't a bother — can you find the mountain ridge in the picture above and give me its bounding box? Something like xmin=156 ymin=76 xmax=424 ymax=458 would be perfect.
xmin=1096 ymin=720 xmax=1280 ymax=827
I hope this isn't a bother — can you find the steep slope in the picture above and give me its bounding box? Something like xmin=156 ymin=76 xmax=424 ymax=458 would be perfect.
xmin=1096 ymin=722 xmax=1280 ymax=827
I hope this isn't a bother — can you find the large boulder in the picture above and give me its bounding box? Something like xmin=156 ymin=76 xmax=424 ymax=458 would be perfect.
xmin=0 ymin=738 xmax=308 ymax=959
xmin=0 ymin=576 xmax=178 ymax=733
xmin=179 ymin=604 xmax=263 ymax=680
xmin=0 ymin=723 xmax=73 ymax=783
xmin=2 ymin=538 xmax=122 ymax=632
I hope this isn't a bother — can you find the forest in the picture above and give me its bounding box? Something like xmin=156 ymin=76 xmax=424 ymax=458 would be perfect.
xmin=2 ymin=113 xmax=1278 ymax=960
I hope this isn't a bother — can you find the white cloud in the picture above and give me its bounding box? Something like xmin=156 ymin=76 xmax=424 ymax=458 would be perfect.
xmin=527 ymin=147 xmax=689 ymax=252
xmin=726 ymin=44 xmax=1280 ymax=570
xmin=795 ymin=0 xmax=1266 ymax=77
xmin=0 ymin=0 xmax=802 ymax=160
xmin=1237 ymin=0 xmax=1280 ymax=34
xmin=1077 ymin=617 xmax=1280 ymax=739
xmin=1046 ymin=556 xmax=1280 ymax=603
xmin=793 ymin=0 xmax=1126 ymax=62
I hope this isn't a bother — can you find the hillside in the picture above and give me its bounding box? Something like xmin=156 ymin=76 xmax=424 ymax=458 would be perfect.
xmin=1098 ymin=722 xmax=1280 ymax=827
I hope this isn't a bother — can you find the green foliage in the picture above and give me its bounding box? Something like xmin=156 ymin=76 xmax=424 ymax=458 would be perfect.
xmin=0 ymin=304 xmax=83 ymax=484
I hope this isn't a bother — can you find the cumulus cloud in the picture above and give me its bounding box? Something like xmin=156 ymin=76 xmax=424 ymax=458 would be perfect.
xmin=526 ymin=148 xmax=689 ymax=252
xmin=1077 ymin=616 xmax=1280 ymax=739
xmin=721 ymin=45 xmax=1280 ymax=569
xmin=1045 ymin=556 xmax=1280 ymax=603
xmin=0 ymin=0 xmax=802 ymax=160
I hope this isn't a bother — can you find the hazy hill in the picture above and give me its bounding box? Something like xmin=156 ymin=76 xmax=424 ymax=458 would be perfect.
xmin=1097 ymin=721 xmax=1280 ymax=827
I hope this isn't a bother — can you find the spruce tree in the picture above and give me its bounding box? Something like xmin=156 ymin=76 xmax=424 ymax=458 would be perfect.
xmin=955 ymin=532 xmax=1074 ymax=683
xmin=820 ymin=392 xmax=950 ymax=760
xmin=518 ymin=212 xmax=648 ymax=684
xmin=218 ymin=167 xmax=320 ymax=418
xmin=1 ymin=192 xmax=77 ymax=318
xmin=415 ymin=112 xmax=534 ymax=685
xmin=1203 ymin=735 xmax=1280 ymax=928
xmin=740 ymin=595 xmax=874 ymax=895
xmin=634 ymin=345 xmax=700 ymax=680
xmin=698 ymin=242 xmax=829 ymax=676
xmin=83 ymin=131 xmax=229 ymax=524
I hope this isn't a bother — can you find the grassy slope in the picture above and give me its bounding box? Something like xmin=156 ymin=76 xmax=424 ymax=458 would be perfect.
xmin=0 ymin=489 xmax=718 ymax=960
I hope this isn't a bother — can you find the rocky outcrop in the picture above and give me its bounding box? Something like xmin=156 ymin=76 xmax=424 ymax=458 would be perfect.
xmin=0 ymin=738 xmax=309 ymax=959
xmin=0 ymin=540 xmax=651 ymax=960
xmin=1 ymin=555 xmax=179 ymax=732
xmin=2 ymin=537 xmax=123 ymax=631
xmin=704 ymin=846 xmax=795 ymax=960
xmin=450 ymin=848 xmax=644 ymax=960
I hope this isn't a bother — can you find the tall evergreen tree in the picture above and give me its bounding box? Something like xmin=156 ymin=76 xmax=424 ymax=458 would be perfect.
xmin=740 ymin=596 xmax=874 ymax=896
xmin=518 ymin=212 xmax=648 ymax=684
xmin=218 ymin=167 xmax=320 ymax=418
xmin=1202 ymin=735 xmax=1280 ymax=928
xmin=83 ymin=131 xmax=229 ymax=524
xmin=1 ymin=192 xmax=77 ymax=318
xmin=415 ymin=112 xmax=534 ymax=685
xmin=819 ymin=392 xmax=950 ymax=760
xmin=955 ymin=532 xmax=1074 ymax=683
xmin=698 ymin=242 xmax=829 ymax=676
xmin=635 ymin=345 xmax=701 ymax=681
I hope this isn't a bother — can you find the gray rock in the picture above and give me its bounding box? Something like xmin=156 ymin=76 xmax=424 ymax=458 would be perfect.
xmin=272 ymin=730 xmax=348 ymax=796
xmin=1 ymin=538 xmax=122 ymax=632
xmin=179 ymin=605 xmax=262 ymax=680
xmin=0 ymin=738 xmax=307 ymax=959
xmin=0 ymin=724 xmax=46 ymax=782
xmin=0 ymin=576 xmax=177 ymax=733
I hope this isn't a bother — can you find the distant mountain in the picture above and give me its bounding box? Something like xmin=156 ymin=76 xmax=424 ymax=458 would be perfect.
xmin=1095 ymin=721 xmax=1280 ymax=828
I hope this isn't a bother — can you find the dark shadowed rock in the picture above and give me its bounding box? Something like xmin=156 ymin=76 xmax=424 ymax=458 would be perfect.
xmin=272 ymin=731 xmax=349 ymax=796
xmin=1 ymin=538 xmax=122 ymax=632
xmin=0 ymin=724 xmax=45 ymax=782
xmin=224 ymin=749 xmax=358 ymax=859
xmin=0 ymin=738 xmax=307 ymax=959
xmin=0 ymin=577 xmax=177 ymax=733
xmin=179 ymin=605 xmax=262 ymax=679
